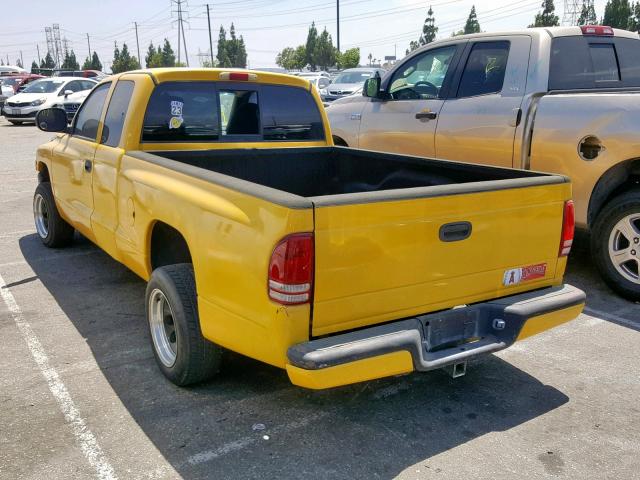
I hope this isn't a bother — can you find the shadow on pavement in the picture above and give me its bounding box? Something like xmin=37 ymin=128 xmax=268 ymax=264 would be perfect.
xmin=20 ymin=233 xmax=572 ymax=479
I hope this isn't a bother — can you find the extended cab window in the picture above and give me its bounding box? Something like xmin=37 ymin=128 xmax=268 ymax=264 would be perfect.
xmin=102 ymin=80 xmax=134 ymax=147
xmin=143 ymin=82 xmax=219 ymax=142
xmin=73 ymin=82 xmax=111 ymax=141
xmin=261 ymin=85 xmax=324 ymax=141
xmin=457 ymin=41 xmax=510 ymax=98
xmin=389 ymin=45 xmax=457 ymax=100
xmin=219 ymin=89 xmax=259 ymax=136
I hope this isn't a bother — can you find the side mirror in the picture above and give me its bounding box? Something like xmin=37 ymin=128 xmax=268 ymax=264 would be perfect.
xmin=363 ymin=74 xmax=381 ymax=98
xmin=36 ymin=108 xmax=68 ymax=133
xmin=64 ymin=89 xmax=73 ymax=97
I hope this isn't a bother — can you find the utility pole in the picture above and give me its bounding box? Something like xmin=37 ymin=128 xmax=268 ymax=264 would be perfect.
xmin=36 ymin=44 xmax=41 ymax=65
xmin=336 ymin=0 xmax=340 ymax=52
xmin=134 ymin=22 xmax=141 ymax=66
xmin=206 ymin=4 xmax=214 ymax=66
xmin=20 ymin=50 xmax=24 ymax=68
xmin=86 ymin=33 xmax=91 ymax=58
xmin=172 ymin=0 xmax=190 ymax=66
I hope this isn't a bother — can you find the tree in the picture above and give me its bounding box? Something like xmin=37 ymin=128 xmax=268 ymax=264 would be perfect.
xmin=406 ymin=40 xmax=420 ymax=55
xmin=31 ymin=60 xmax=39 ymax=72
xmin=420 ymin=7 xmax=438 ymax=45
xmin=111 ymin=42 xmax=140 ymax=73
xmin=630 ymin=1 xmax=640 ymax=31
xmin=161 ymin=39 xmax=176 ymax=67
xmin=216 ymin=24 xmax=247 ymax=68
xmin=305 ymin=22 xmax=319 ymax=70
xmin=16 ymin=58 xmax=23 ymax=68
xmin=578 ymin=0 xmax=598 ymax=25
xmin=40 ymin=52 xmax=55 ymax=69
xmin=367 ymin=52 xmax=373 ymax=66
xmin=276 ymin=47 xmax=300 ymax=70
xmin=337 ymin=47 xmax=360 ymax=69
xmin=603 ymin=0 xmax=632 ymax=28
xmin=464 ymin=5 xmax=481 ymax=33
xmin=61 ymin=49 xmax=80 ymax=70
xmin=217 ymin=26 xmax=231 ymax=67
xmin=529 ymin=0 xmax=560 ymax=27
xmin=314 ymin=27 xmax=337 ymax=70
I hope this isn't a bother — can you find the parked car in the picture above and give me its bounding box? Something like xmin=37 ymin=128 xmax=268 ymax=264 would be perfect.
xmin=328 ymin=26 xmax=640 ymax=300
xmin=0 ymin=74 xmax=46 ymax=110
xmin=54 ymin=69 xmax=107 ymax=79
xmin=306 ymin=75 xmax=332 ymax=91
xmin=320 ymin=67 xmax=386 ymax=102
xmin=2 ymin=77 xmax=97 ymax=125
xmin=0 ymin=65 xmax=27 ymax=75
xmin=32 ymin=68 xmax=583 ymax=389
xmin=51 ymin=89 xmax=93 ymax=122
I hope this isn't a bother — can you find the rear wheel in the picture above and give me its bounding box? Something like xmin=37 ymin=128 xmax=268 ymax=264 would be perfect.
xmin=33 ymin=182 xmax=74 ymax=248
xmin=146 ymin=264 xmax=222 ymax=386
xmin=591 ymin=190 xmax=640 ymax=300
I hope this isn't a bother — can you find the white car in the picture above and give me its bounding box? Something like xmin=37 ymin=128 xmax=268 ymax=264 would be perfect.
xmin=2 ymin=77 xmax=97 ymax=125
xmin=51 ymin=89 xmax=92 ymax=123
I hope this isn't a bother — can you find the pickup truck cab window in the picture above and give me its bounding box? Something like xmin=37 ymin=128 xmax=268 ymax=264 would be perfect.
xmin=388 ymin=45 xmax=457 ymax=100
xmin=456 ymin=41 xmax=510 ymax=98
xmin=261 ymin=85 xmax=324 ymax=141
xmin=143 ymin=82 xmax=220 ymax=142
xmin=102 ymin=80 xmax=135 ymax=147
xmin=220 ymin=89 xmax=259 ymax=136
xmin=72 ymin=82 xmax=111 ymax=141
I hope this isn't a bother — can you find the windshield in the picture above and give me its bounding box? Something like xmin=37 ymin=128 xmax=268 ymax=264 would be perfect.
xmin=0 ymin=78 xmax=20 ymax=87
xmin=23 ymin=79 xmax=65 ymax=94
xmin=333 ymin=71 xmax=373 ymax=84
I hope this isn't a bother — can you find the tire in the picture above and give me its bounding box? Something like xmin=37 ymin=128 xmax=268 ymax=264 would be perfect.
xmin=145 ymin=264 xmax=222 ymax=386
xmin=591 ymin=190 xmax=640 ymax=300
xmin=8 ymin=120 xmax=23 ymax=125
xmin=33 ymin=182 xmax=75 ymax=248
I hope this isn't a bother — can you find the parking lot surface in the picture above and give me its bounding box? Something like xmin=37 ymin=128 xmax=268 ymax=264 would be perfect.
xmin=0 ymin=116 xmax=639 ymax=480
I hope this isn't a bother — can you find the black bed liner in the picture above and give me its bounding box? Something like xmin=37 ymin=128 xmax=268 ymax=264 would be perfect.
xmin=128 ymin=147 xmax=567 ymax=208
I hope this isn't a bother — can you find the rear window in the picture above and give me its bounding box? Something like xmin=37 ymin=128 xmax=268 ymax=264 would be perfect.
xmin=142 ymin=81 xmax=324 ymax=143
xmin=549 ymin=36 xmax=640 ymax=90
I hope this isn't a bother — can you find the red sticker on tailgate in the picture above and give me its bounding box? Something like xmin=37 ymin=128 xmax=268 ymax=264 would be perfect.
xmin=503 ymin=263 xmax=547 ymax=286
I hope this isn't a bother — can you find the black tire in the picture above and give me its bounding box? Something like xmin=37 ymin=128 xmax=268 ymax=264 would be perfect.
xmin=8 ymin=120 xmax=23 ymax=125
xmin=33 ymin=182 xmax=75 ymax=248
xmin=591 ymin=190 xmax=640 ymax=300
xmin=145 ymin=264 xmax=222 ymax=386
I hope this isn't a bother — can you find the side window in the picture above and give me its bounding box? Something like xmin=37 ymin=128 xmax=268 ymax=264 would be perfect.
xmin=63 ymin=80 xmax=83 ymax=94
xmin=142 ymin=82 xmax=219 ymax=142
xmin=81 ymin=80 xmax=97 ymax=91
xmin=261 ymin=85 xmax=324 ymax=141
xmin=389 ymin=45 xmax=457 ymax=100
xmin=589 ymin=44 xmax=620 ymax=82
xmin=101 ymin=80 xmax=135 ymax=147
xmin=219 ymin=89 xmax=259 ymax=136
xmin=73 ymin=82 xmax=111 ymax=141
xmin=457 ymin=41 xmax=510 ymax=98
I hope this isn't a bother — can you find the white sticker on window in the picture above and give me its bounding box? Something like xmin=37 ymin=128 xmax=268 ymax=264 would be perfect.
xmin=170 ymin=100 xmax=183 ymax=116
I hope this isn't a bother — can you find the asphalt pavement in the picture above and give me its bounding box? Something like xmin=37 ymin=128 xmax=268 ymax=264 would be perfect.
xmin=0 ymin=116 xmax=638 ymax=480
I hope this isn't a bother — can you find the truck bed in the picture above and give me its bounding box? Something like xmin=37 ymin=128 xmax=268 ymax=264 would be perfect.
xmin=131 ymin=147 xmax=560 ymax=206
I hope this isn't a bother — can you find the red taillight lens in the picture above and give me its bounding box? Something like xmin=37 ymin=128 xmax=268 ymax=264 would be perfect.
xmin=581 ymin=25 xmax=614 ymax=36
xmin=268 ymin=233 xmax=314 ymax=305
xmin=229 ymin=72 xmax=250 ymax=81
xmin=559 ymin=200 xmax=575 ymax=257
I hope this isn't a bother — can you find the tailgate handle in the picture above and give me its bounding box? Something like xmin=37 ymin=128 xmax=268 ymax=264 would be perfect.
xmin=439 ymin=222 xmax=472 ymax=242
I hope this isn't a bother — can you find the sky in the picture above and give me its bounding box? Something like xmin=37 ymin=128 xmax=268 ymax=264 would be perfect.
xmin=0 ymin=0 xmax=611 ymax=71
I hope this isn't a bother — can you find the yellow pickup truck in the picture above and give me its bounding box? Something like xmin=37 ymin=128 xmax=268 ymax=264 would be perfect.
xmin=32 ymin=68 xmax=584 ymax=389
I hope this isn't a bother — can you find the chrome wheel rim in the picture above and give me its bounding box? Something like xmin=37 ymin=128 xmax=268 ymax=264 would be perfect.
xmin=608 ymin=213 xmax=640 ymax=284
xmin=149 ymin=289 xmax=178 ymax=367
xmin=33 ymin=193 xmax=49 ymax=239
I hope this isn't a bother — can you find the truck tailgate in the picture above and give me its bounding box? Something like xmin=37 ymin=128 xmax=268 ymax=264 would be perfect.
xmin=311 ymin=181 xmax=570 ymax=336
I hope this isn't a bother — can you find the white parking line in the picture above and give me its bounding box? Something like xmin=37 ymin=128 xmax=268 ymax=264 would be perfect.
xmin=0 ymin=272 xmax=118 ymax=480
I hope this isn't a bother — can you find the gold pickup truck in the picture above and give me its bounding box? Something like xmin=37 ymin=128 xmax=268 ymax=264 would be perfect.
xmin=32 ymin=68 xmax=584 ymax=389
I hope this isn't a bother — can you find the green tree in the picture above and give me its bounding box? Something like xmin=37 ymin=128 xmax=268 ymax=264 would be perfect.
xmin=83 ymin=51 xmax=103 ymax=71
xmin=420 ymin=7 xmax=438 ymax=45
xmin=406 ymin=40 xmax=420 ymax=55
xmin=314 ymin=27 xmax=337 ymax=70
xmin=31 ymin=60 xmax=39 ymax=72
xmin=111 ymin=42 xmax=140 ymax=73
xmin=464 ymin=5 xmax=481 ymax=33
xmin=40 ymin=52 xmax=55 ymax=69
xmin=276 ymin=47 xmax=299 ymax=70
xmin=603 ymin=0 xmax=632 ymax=28
xmin=161 ymin=39 xmax=176 ymax=67
xmin=630 ymin=1 xmax=640 ymax=31
xmin=62 ymin=49 xmax=80 ymax=70
xmin=337 ymin=47 xmax=360 ymax=69
xmin=529 ymin=0 xmax=560 ymax=27
xmin=578 ymin=0 xmax=598 ymax=25
xmin=217 ymin=26 xmax=231 ymax=67
xmin=305 ymin=22 xmax=319 ymax=70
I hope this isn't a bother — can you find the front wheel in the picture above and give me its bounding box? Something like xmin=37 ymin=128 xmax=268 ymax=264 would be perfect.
xmin=591 ymin=190 xmax=640 ymax=300
xmin=33 ymin=182 xmax=74 ymax=248
xmin=145 ymin=264 xmax=222 ymax=386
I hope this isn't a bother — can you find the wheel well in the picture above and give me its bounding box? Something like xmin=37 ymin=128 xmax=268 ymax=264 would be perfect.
xmin=332 ymin=135 xmax=348 ymax=147
xmin=588 ymin=158 xmax=640 ymax=226
xmin=149 ymin=222 xmax=192 ymax=271
xmin=37 ymin=163 xmax=50 ymax=183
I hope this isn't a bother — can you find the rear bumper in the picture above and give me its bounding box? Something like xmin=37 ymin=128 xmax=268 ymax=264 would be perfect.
xmin=286 ymin=284 xmax=585 ymax=389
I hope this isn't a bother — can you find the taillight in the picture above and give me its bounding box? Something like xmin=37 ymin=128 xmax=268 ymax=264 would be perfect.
xmin=580 ymin=25 xmax=614 ymax=36
xmin=559 ymin=200 xmax=575 ymax=257
xmin=268 ymin=233 xmax=314 ymax=305
xmin=219 ymin=71 xmax=258 ymax=81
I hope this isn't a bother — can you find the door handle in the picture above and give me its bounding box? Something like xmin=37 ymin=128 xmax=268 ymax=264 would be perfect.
xmin=439 ymin=222 xmax=472 ymax=242
xmin=415 ymin=111 xmax=437 ymax=120
xmin=84 ymin=159 xmax=92 ymax=172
